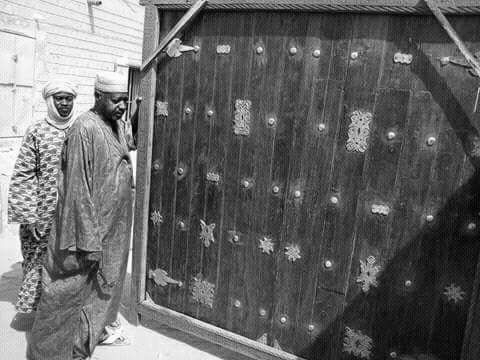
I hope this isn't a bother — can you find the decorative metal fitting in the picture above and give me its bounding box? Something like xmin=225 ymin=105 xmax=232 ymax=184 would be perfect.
xmin=351 ymin=51 xmax=359 ymax=60
xmin=234 ymin=299 xmax=241 ymax=308
xmin=206 ymin=172 xmax=220 ymax=183
xmin=393 ymin=52 xmax=413 ymax=64
xmin=177 ymin=221 xmax=186 ymax=230
xmin=440 ymin=56 xmax=451 ymax=66
xmin=371 ymin=204 xmax=390 ymax=216
xmin=185 ymin=107 xmax=192 ymax=115
xmin=242 ymin=180 xmax=250 ymax=188
xmin=256 ymin=46 xmax=264 ymax=55
xmin=234 ymin=99 xmax=252 ymax=136
xmin=289 ymin=47 xmax=298 ymax=55
xmin=318 ymin=123 xmax=326 ymax=132
xmin=308 ymin=324 xmax=315 ymax=332
xmin=313 ymin=49 xmax=321 ymax=58
xmin=200 ymin=220 xmax=216 ymax=248
xmin=153 ymin=163 xmax=160 ymax=171
xmin=330 ymin=196 xmax=339 ymax=204
xmin=272 ymin=185 xmax=280 ymax=194
xmin=155 ymin=101 xmax=168 ymax=116
xmin=177 ymin=167 xmax=185 ymax=176
xmin=346 ymin=110 xmax=372 ymax=153
xmin=259 ymin=237 xmax=274 ymax=254
xmin=216 ymin=45 xmax=231 ymax=54
xmin=468 ymin=222 xmax=477 ymax=231
xmin=294 ymin=190 xmax=302 ymax=198
xmin=166 ymin=38 xmax=198 ymax=57
xmin=207 ymin=110 xmax=214 ymax=117
xmin=426 ymin=137 xmax=436 ymax=146
xmin=149 ymin=268 xmax=183 ymax=287
xmin=390 ymin=352 xmax=397 ymax=358
xmin=324 ymin=260 xmax=333 ymax=269
xmin=405 ymin=280 xmax=412 ymax=287
xmin=232 ymin=234 xmax=240 ymax=243
xmin=150 ymin=210 xmax=163 ymax=226
xmin=280 ymin=316 xmax=288 ymax=324
xmin=259 ymin=308 xmax=267 ymax=317
xmin=193 ymin=45 xmax=200 ymax=53
xmin=191 ymin=273 xmax=214 ymax=308
xmin=426 ymin=214 xmax=434 ymax=222
xmin=267 ymin=117 xmax=276 ymax=126
xmin=387 ymin=131 xmax=396 ymax=140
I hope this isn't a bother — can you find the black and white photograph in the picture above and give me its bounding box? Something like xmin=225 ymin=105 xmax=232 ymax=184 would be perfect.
xmin=1 ymin=1 xmax=480 ymax=359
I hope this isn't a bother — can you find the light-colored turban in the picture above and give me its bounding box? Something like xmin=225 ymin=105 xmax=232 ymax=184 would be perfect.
xmin=94 ymin=72 xmax=128 ymax=93
xmin=42 ymin=79 xmax=78 ymax=100
xmin=41 ymin=79 xmax=78 ymax=129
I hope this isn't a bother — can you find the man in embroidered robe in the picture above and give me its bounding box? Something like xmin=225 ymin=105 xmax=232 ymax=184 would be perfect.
xmin=8 ymin=79 xmax=78 ymax=314
xmin=27 ymin=72 xmax=137 ymax=360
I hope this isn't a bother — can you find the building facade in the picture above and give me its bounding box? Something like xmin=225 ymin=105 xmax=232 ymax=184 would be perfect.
xmin=0 ymin=0 xmax=144 ymax=232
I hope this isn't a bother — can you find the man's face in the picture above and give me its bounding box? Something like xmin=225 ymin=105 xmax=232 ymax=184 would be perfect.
xmin=98 ymin=91 xmax=128 ymax=121
xmin=53 ymin=92 xmax=74 ymax=117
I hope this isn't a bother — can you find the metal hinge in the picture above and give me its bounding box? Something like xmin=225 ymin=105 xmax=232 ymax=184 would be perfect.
xmin=165 ymin=38 xmax=199 ymax=58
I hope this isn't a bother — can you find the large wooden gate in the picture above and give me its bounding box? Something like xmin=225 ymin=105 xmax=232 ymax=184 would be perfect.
xmin=133 ymin=1 xmax=480 ymax=359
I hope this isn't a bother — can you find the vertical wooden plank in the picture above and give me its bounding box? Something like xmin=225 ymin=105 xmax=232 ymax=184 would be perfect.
xmin=304 ymin=14 xmax=388 ymax=359
xmin=225 ymin=12 xmax=256 ymax=336
xmin=166 ymin=14 xmax=203 ymax=313
xmin=182 ymin=13 xmax=217 ymax=318
xmin=132 ymin=5 xmax=160 ymax=316
xmin=340 ymin=87 xmax=411 ymax=357
xmin=207 ymin=13 xmax=239 ymax=328
xmin=269 ymin=13 xmax=326 ymax=354
xmin=292 ymin=12 xmax=352 ymax=354
xmin=238 ymin=12 xmax=289 ymax=344
xmin=145 ymin=51 xmax=169 ymax=305
xmin=148 ymin=11 xmax=185 ymax=308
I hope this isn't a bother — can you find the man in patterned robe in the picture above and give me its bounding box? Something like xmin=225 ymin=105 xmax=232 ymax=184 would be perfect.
xmin=8 ymin=79 xmax=78 ymax=314
xmin=27 ymin=72 xmax=137 ymax=360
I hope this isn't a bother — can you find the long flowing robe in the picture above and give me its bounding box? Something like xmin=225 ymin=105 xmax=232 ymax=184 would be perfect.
xmin=8 ymin=119 xmax=68 ymax=313
xmin=27 ymin=110 xmax=135 ymax=360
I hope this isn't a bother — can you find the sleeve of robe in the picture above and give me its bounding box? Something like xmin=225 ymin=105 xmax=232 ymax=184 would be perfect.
xmin=8 ymin=127 xmax=39 ymax=225
xmin=55 ymin=125 xmax=102 ymax=253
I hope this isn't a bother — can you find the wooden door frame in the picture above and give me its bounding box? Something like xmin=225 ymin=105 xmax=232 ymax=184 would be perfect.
xmin=131 ymin=4 xmax=480 ymax=360
xmin=138 ymin=0 xmax=480 ymax=14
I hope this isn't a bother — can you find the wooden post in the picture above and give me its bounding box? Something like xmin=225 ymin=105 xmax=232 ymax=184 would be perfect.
xmin=130 ymin=4 xmax=160 ymax=325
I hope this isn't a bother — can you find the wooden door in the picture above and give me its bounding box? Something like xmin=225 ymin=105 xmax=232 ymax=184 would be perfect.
xmin=142 ymin=10 xmax=480 ymax=360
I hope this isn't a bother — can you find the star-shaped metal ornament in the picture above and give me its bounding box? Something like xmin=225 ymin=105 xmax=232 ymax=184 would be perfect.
xmin=356 ymin=256 xmax=381 ymax=293
xmin=444 ymin=283 xmax=466 ymax=304
xmin=150 ymin=210 xmax=163 ymax=226
xmin=259 ymin=237 xmax=274 ymax=254
xmin=343 ymin=327 xmax=373 ymax=359
xmin=191 ymin=273 xmax=215 ymax=308
xmin=285 ymin=244 xmax=301 ymax=262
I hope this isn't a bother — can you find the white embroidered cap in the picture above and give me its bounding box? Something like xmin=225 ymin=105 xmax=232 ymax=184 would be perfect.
xmin=94 ymin=72 xmax=128 ymax=93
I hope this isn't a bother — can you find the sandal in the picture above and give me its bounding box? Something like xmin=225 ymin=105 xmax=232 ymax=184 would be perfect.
xmin=99 ymin=327 xmax=131 ymax=346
